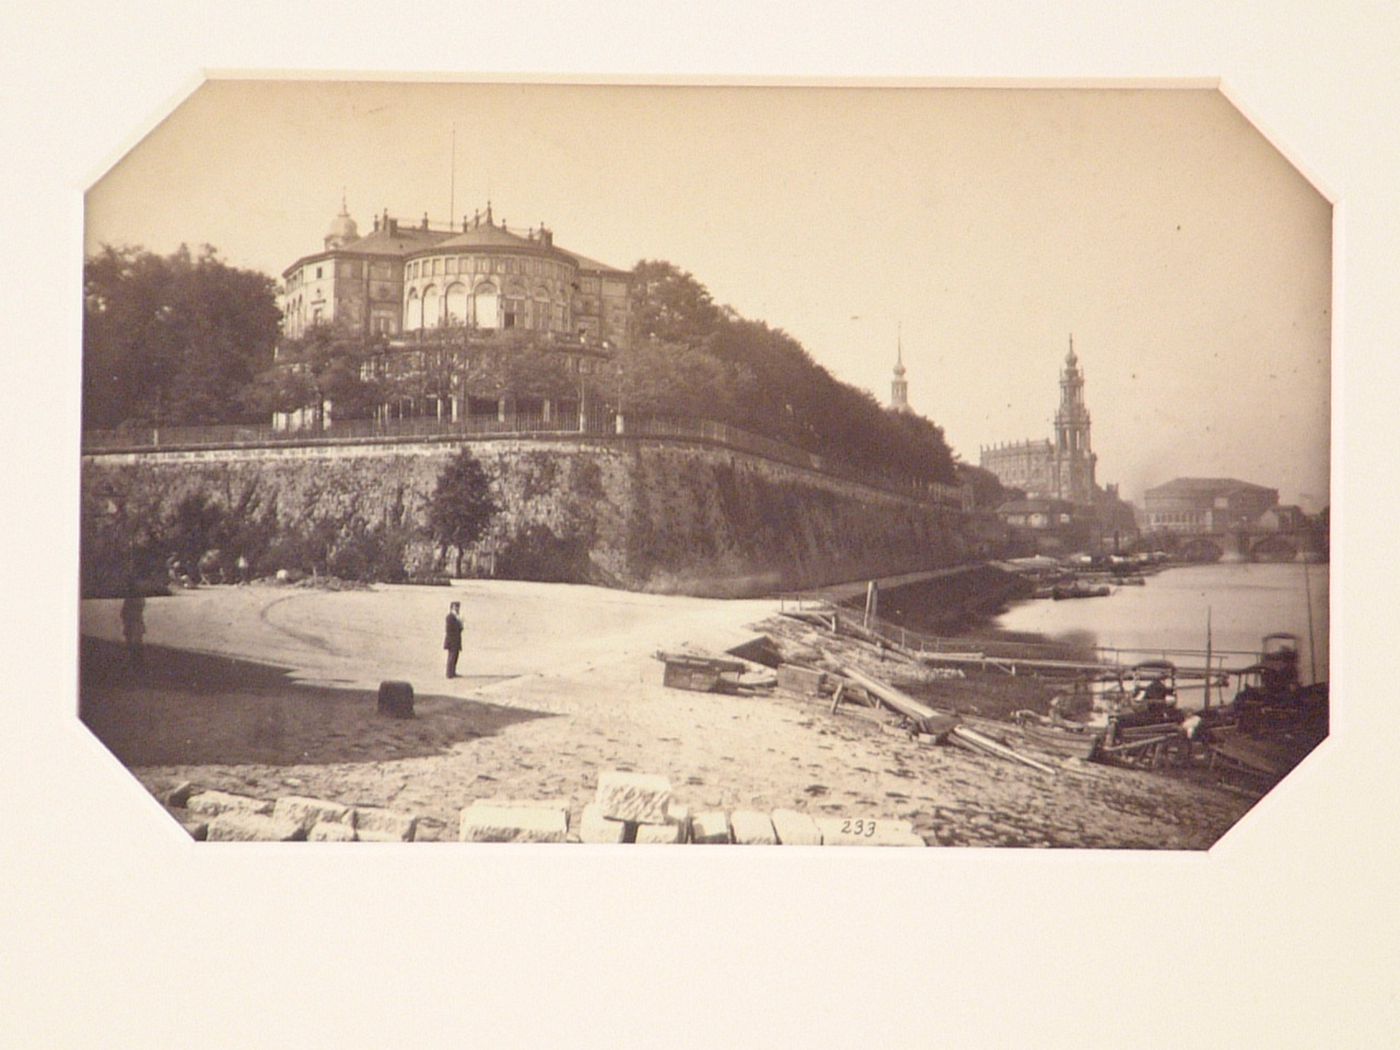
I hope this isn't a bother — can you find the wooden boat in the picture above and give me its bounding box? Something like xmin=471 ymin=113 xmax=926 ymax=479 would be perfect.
xmin=1013 ymin=713 xmax=1105 ymax=759
xmin=1051 ymin=582 xmax=1111 ymax=600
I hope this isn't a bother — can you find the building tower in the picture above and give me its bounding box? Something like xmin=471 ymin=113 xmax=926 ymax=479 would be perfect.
xmin=1053 ymin=335 xmax=1096 ymax=504
xmin=323 ymin=192 xmax=358 ymax=250
xmin=890 ymin=326 xmax=910 ymax=413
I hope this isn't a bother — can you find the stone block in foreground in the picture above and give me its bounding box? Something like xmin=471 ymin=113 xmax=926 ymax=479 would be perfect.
xmin=354 ymin=808 xmax=418 ymax=842
xmin=689 ymin=810 xmax=731 ymax=844
xmin=164 ymin=781 xmax=196 ymax=808
xmin=206 ymin=813 xmax=305 ymax=842
xmin=594 ymin=771 xmax=672 ymax=825
xmin=459 ymin=803 xmax=569 ymax=843
xmin=729 ymin=810 xmax=777 ymax=845
xmin=377 ymin=679 xmax=414 ymax=719
xmin=771 ymin=808 xmax=823 ymax=846
xmin=308 ymin=822 xmax=356 ymax=842
xmin=814 ymin=817 xmax=924 ymax=846
xmin=635 ymin=805 xmax=690 ymax=845
xmin=579 ymin=803 xmax=633 ymax=844
xmin=186 ymin=790 xmax=274 ymax=819
xmin=181 ymin=820 xmax=208 ymax=841
xmin=273 ymin=796 xmax=353 ymax=832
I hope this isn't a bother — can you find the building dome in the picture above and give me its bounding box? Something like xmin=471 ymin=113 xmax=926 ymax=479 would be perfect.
xmin=324 ymin=197 xmax=359 ymax=249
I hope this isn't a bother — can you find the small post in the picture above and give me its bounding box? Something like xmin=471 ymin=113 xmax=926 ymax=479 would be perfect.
xmin=1302 ymin=557 xmax=1318 ymax=684
xmin=1203 ymin=606 xmax=1212 ymax=709
xmin=864 ymin=580 xmax=878 ymax=628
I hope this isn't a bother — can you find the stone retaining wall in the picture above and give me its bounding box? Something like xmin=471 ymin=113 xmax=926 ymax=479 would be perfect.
xmin=82 ymin=436 xmax=969 ymax=596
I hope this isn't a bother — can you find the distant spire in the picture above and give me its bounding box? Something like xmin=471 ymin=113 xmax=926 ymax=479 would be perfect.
xmin=890 ymin=322 xmax=910 ymax=413
xmin=1066 ymin=332 xmax=1077 ymax=366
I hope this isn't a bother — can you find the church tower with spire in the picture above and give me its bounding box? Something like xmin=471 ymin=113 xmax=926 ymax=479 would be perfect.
xmin=890 ymin=326 xmax=910 ymax=413
xmin=978 ymin=334 xmax=1099 ymax=507
xmin=1053 ymin=335 xmax=1096 ymax=504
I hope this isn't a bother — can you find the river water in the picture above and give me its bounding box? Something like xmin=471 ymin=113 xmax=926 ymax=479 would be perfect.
xmin=992 ymin=562 xmax=1329 ymax=685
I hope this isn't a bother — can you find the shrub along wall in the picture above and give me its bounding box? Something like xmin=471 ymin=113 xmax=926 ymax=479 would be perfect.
xmin=81 ymin=437 xmax=968 ymax=597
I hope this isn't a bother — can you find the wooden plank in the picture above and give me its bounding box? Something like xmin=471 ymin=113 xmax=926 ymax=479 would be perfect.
xmin=1097 ymin=734 xmax=1180 ymax=756
xmin=949 ymin=726 xmax=1058 ymax=776
xmin=654 ymin=649 xmax=747 ymax=673
xmin=839 ymin=665 xmax=944 ymax=732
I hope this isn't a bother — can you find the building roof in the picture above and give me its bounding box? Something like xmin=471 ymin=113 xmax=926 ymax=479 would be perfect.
xmin=556 ymin=246 xmax=629 ymax=275
xmin=282 ymin=224 xmax=454 ymax=276
xmin=343 ymin=225 xmax=456 ymax=257
xmin=434 ymin=223 xmax=540 ymax=251
xmin=285 ymin=206 xmax=630 ymax=279
xmin=1145 ymin=477 xmax=1277 ymax=497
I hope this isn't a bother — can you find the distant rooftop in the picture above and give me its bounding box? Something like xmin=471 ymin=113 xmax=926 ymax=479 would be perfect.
xmin=285 ymin=201 xmax=628 ymax=276
xmin=1145 ymin=477 xmax=1277 ymax=495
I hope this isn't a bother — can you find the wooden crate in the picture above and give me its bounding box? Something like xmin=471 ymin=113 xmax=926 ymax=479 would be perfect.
xmin=662 ymin=659 xmax=723 ymax=692
xmin=777 ymin=664 xmax=826 ymax=697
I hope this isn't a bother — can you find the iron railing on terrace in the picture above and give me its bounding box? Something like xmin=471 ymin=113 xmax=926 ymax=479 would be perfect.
xmin=82 ymin=412 xmax=967 ymax=508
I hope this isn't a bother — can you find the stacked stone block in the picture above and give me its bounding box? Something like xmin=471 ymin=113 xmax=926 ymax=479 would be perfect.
xmin=178 ymin=789 xmax=418 ymax=842
xmin=581 ymin=771 xmax=690 ymax=844
xmin=167 ymin=785 xmax=925 ymax=847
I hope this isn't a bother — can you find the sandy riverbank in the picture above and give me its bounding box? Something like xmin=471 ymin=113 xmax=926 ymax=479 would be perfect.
xmin=78 ymin=580 xmax=1255 ymax=847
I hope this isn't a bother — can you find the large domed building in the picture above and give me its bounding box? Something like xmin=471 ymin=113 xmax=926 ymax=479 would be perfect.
xmin=280 ymin=200 xmax=633 ymax=348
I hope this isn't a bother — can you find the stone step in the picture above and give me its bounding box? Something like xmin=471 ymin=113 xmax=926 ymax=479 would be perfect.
xmin=459 ymin=802 xmax=569 ymax=843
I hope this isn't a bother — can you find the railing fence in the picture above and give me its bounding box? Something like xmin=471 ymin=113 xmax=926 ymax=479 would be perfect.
xmin=83 ymin=412 xmax=967 ymax=508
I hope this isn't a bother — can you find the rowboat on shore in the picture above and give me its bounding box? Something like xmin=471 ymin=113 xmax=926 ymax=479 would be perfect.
xmin=1012 ymin=712 xmax=1105 ymax=759
xmin=1051 ymin=582 xmax=1111 ymax=600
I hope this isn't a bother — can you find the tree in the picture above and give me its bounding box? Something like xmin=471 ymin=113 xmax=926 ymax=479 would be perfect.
xmin=83 ymin=244 xmax=281 ymax=429
xmin=245 ymin=327 xmax=384 ymax=427
xmin=427 ymin=448 xmax=500 ymax=576
xmin=957 ymin=463 xmax=1010 ymax=509
xmin=631 ymin=260 xmax=724 ymax=344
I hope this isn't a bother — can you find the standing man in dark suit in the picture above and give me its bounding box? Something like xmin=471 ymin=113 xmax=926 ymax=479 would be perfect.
xmin=444 ymin=601 xmax=464 ymax=679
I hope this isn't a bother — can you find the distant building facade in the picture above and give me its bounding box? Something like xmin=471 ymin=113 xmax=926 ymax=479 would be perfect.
xmin=280 ymin=200 xmax=633 ymax=349
xmin=1142 ymin=477 xmax=1279 ymax=533
xmin=980 ymin=339 xmax=1097 ymax=506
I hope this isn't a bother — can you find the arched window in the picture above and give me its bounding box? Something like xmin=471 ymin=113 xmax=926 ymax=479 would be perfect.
xmin=422 ymin=285 xmax=441 ymax=329
xmin=445 ymin=282 xmax=468 ymax=325
xmin=533 ymin=286 xmax=551 ymax=330
xmin=405 ymin=288 xmax=422 ymax=331
xmin=474 ymin=281 xmax=499 ymax=329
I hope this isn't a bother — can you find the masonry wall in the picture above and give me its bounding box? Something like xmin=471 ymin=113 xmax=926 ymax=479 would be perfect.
xmin=82 ymin=438 xmax=968 ymax=597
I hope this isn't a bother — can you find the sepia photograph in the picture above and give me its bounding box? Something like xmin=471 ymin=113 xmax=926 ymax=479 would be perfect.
xmin=12 ymin=3 xmax=1400 ymax=1047
xmin=77 ymin=80 xmax=1331 ymax=849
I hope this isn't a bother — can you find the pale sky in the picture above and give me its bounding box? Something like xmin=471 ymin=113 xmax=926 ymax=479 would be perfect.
xmin=86 ymin=81 xmax=1331 ymax=508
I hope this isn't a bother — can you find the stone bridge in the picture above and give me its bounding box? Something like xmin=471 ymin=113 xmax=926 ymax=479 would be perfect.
xmin=1175 ymin=526 xmax=1323 ymax=563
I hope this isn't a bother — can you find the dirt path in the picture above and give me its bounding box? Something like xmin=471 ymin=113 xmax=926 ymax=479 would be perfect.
xmin=78 ymin=581 xmax=1254 ymax=847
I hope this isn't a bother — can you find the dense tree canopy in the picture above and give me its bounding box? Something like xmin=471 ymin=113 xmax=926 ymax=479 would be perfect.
xmin=244 ymin=326 xmax=385 ymax=426
xmin=83 ymin=244 xmax=281 ymax=429
xmin=624 ymin=261 xmax=959 ymax=486
xmin=957 ymin=463 xmax=1016 ymax=508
